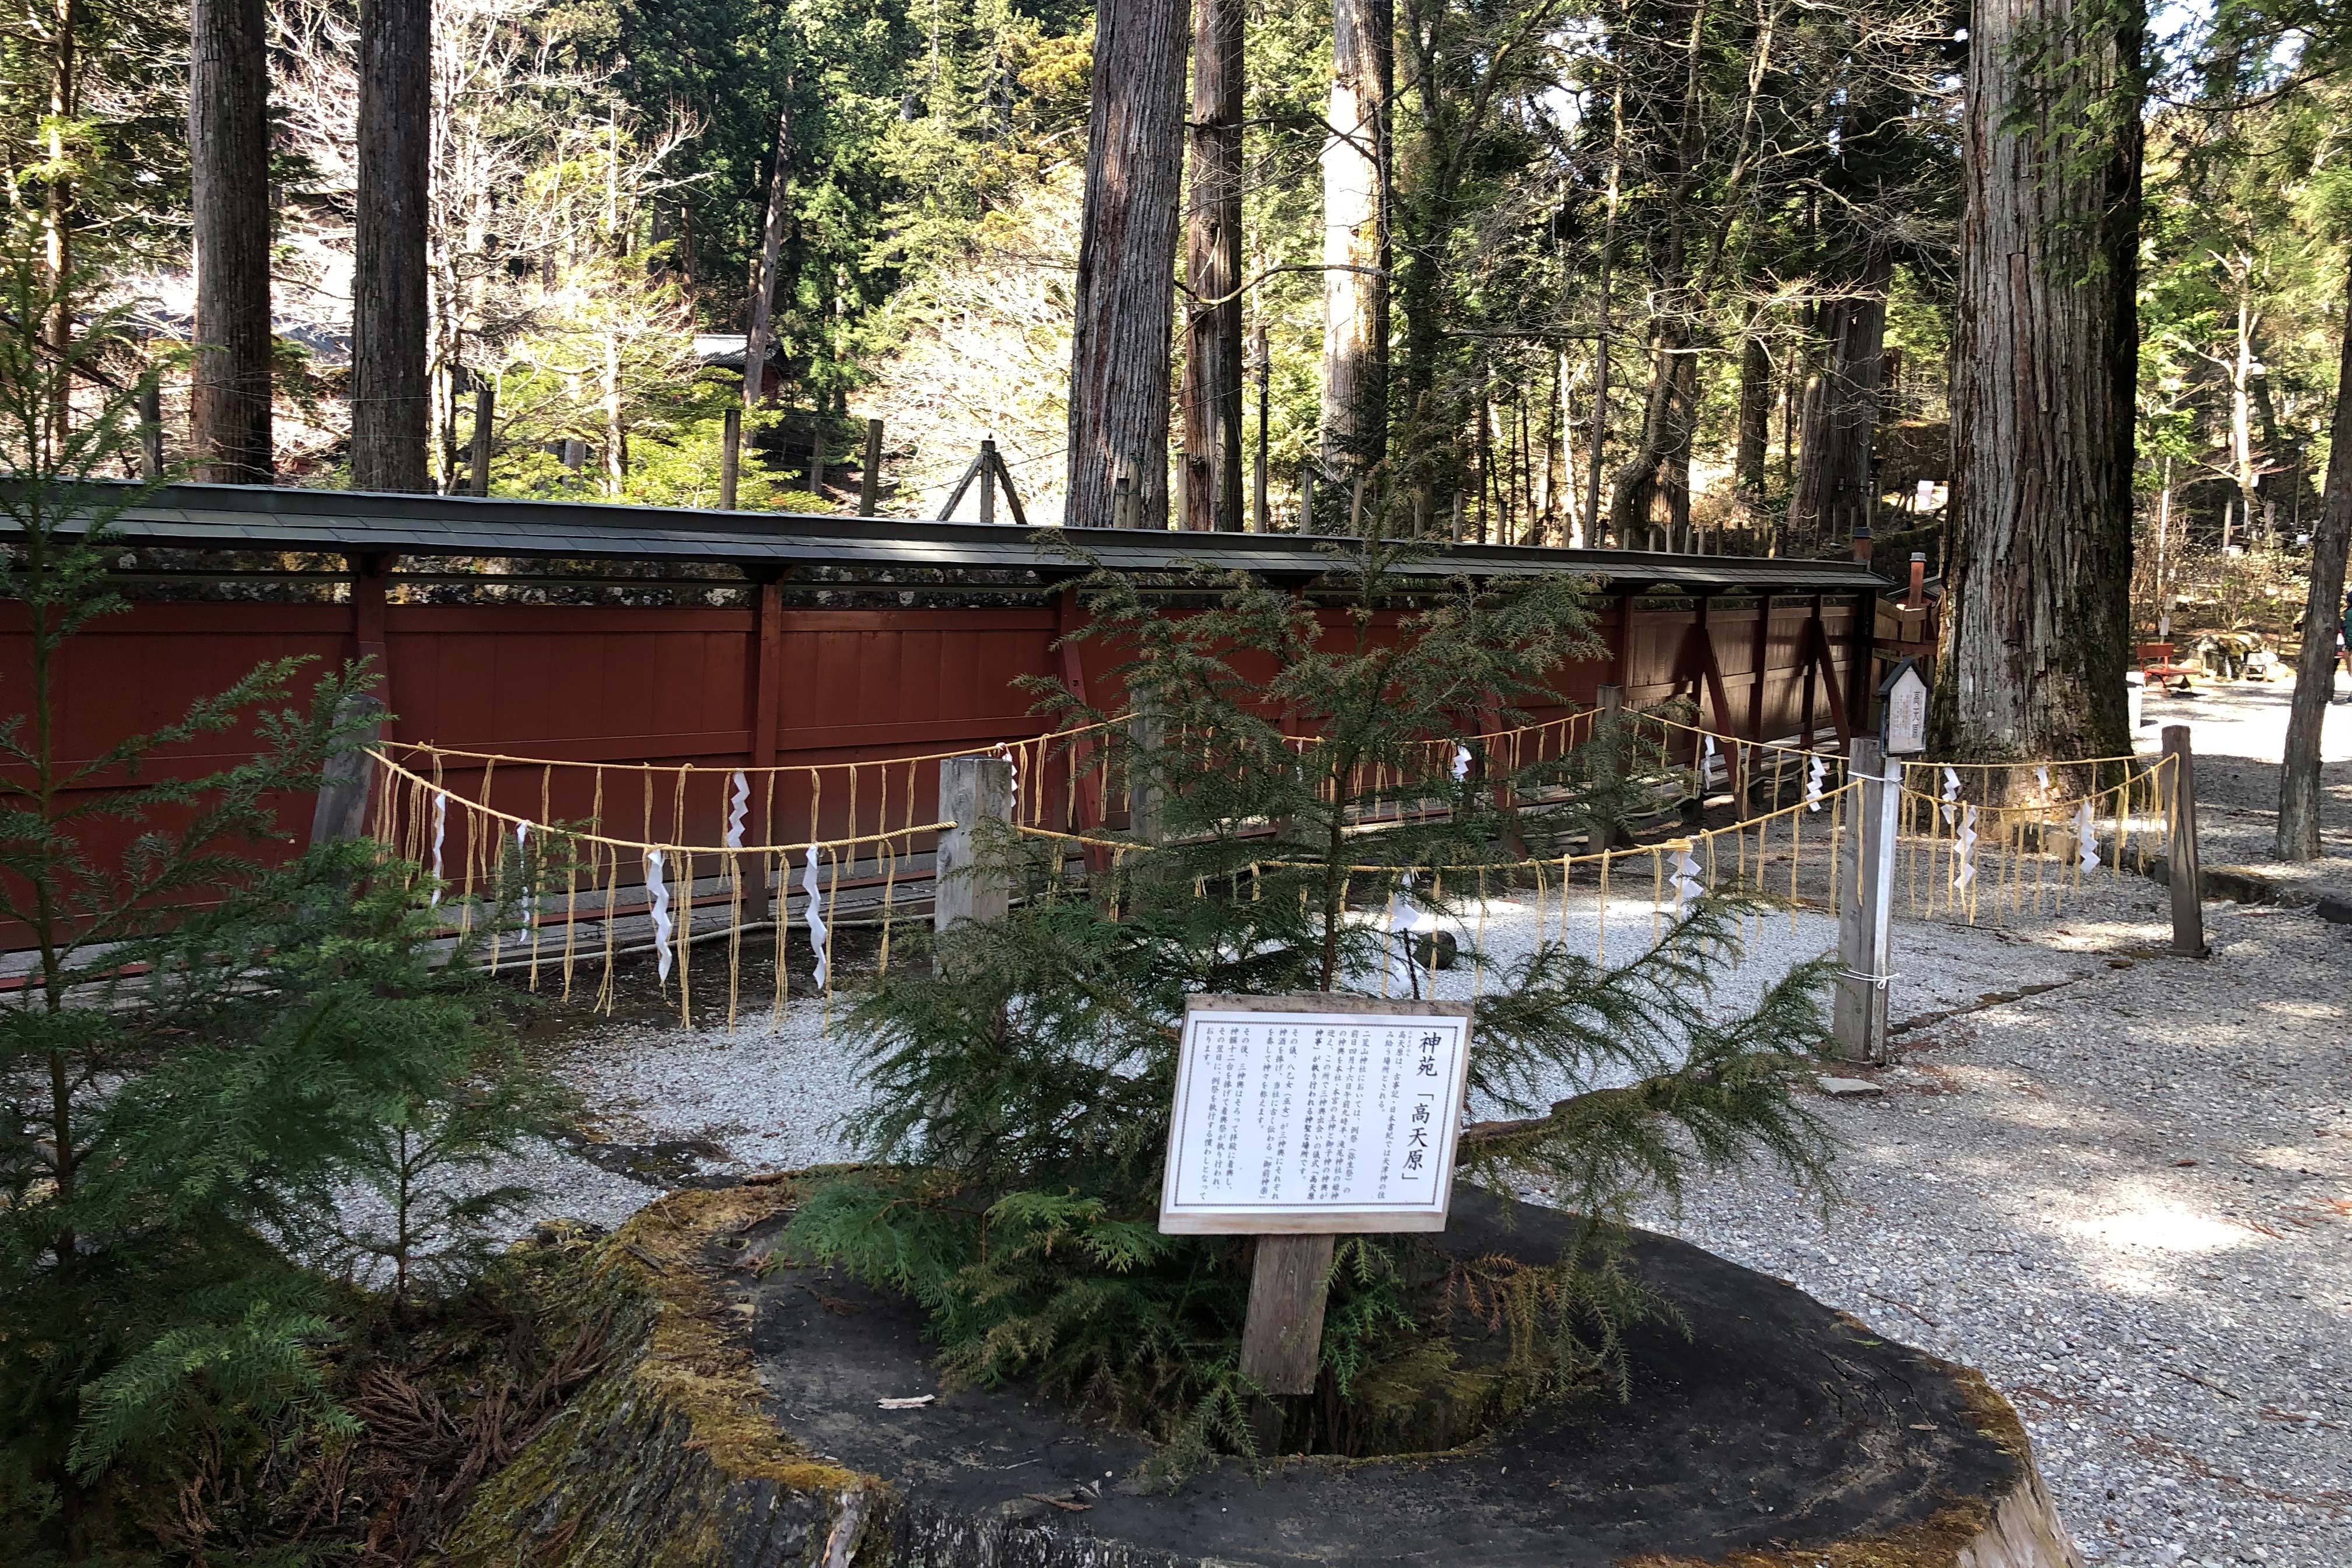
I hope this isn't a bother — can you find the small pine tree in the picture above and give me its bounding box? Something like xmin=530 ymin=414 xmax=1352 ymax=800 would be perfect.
xmin=788 ymin=542 xmax=1836 ymax=1465
xmin=0 ymin=235 xmax=562 ymax=1556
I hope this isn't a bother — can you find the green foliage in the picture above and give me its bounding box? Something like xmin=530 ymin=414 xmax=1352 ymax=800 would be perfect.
xmin=786 ymin=544 xmax=1836 ymax=1468
xmin=0 ymin=234 xmax=562 ymax=1560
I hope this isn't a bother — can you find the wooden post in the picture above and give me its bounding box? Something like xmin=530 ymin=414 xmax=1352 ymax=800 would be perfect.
xmin=1597 ymin=682 xmax=1628 ymax=848
xmin=2163 ymin=724 xmax=2207 ymax=958
xmin=935 ymin=755 xmax=1014 ymax=943
xmin=979 ymin=438 xmax=998 ymax=526
xmin=1241 ymin=1234 xmax=1335 ymax=1397
xmin=468 ymin=382 xmax=494 ymax=496
xmin=719 ymin=405 xmax=741 ymax=510
xmin=1833 ymin=738 xmax=1897 ymax=1062
xmin=1127 ymin=684 xmax=1164 ymax=847
xmin=313 ymin=553 xmax=392 ymax=845
xmin=810 ymin=418 xmax=826 ymax=498
xmin=309 ymin=694 xmax=384 ymax=846
xmin=138 ymin=379 xmax=164 ymax=479
xmin=858 ymin=417 xmax=883 ymax=515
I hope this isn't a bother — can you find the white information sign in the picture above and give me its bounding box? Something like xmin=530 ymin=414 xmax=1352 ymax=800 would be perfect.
xmin=1158 ymin=995 xmax=1475 ymax=1235
xmin=1881 ymin=659 xmax=1929 ymax=756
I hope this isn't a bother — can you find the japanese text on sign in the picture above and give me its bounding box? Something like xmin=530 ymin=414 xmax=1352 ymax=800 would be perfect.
xmin=1158 ymin=997 xmax=1474 ymax=1234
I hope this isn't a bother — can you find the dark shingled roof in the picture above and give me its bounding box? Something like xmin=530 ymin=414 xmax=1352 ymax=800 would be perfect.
xmin=46 ymin=481 xmax=1890 ymax=593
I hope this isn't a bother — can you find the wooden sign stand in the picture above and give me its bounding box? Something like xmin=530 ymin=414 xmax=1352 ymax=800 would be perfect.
xmin=1158 ymin=994 xmax=1476 ymax=1446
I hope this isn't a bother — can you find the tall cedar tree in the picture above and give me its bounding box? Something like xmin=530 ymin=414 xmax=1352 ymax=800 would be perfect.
xmin=785 ymin=544 xmax=1837 ymax=1466
xmin=1933 ymin=0 xmax=2144 ymax=763
xmin=1180 ymin=0 xmax=1245 ymax=533
xmin=1065 ymin=0 xmax=1188 ymax=528
xmin=0 ymin=244 xmax=556 ymax=1553
xmin=188 ymin=0 xmax=272 ymax=482
xmin=351 ymin=0 xmax=431 ymax=491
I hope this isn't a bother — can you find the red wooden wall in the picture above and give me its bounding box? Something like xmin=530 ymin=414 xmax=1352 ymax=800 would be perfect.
xmin=6 ymin=587 xmax=1868 ymax=937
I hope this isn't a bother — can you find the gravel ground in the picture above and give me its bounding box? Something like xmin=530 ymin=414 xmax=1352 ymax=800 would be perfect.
xmin=424 ymin=733 xmax=2352 ymax=1568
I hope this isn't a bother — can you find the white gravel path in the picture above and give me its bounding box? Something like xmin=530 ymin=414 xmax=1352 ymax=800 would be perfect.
xmin=468 ymin=859 xmax=2349 ymax=1568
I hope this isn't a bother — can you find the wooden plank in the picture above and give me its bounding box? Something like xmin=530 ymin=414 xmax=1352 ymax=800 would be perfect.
xmin=1240 ymin=1234 xmax=1335 ymax=1396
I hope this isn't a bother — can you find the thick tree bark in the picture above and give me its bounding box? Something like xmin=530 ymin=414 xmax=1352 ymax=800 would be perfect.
xmin=2276 ymin=254 xmax=2352 ymax=861
xmin=1065 ymin=0 xmax=1189 ymax=528
xmin=189 ymin=0 xmax=273 ymax=484
xmin=1180 ymin=0 xmax=1244 ymax=531
xmin=1319 ymin=0 xmax=1390 ymax=482
xmin=1931 ymin=0 xmax=2142 ymax=764
xmin=743 ymin=96 xmax=794 ymax=413
xmin=1788 ymin=255 xmax=1890 ymax=548
xmin=351 ymin=0 xmax=432 ymax=492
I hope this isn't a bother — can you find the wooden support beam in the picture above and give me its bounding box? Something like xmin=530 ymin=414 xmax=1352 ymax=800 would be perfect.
xmin=1805 ymin=610 xmax=1853 ymax=750
xmin=1846 ymin=589 xmax=1876 ymax=738
xmin=1800 ymin=593 xmax=1822 ymax=749
xmin=312 ymin=552 xmax=394 ymax=846
xmin=1054 ymin=586 xmax=1107 ymax=859
xmin=1610 ymin=586 xmax=1636 ymax=690
xmin=752 ymin=576 xmax=786 ymax=778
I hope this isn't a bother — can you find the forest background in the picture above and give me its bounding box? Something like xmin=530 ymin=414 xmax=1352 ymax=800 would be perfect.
xmin=8 ymin=0 xmax=2347 ymax=634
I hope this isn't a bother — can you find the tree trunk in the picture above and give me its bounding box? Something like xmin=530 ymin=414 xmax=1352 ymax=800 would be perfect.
xmin=1180 ymin=0 xmax=1244 ymax=531
xmin=1319 ymin=0 xmax=1389 ymax=482
xmin=1735 ymin=314 xmax=1769 ymax=520
xmin=743 ymin=96 xmax=794 ymax=413
xmin=2277 ymin=253 xmax=2352 ymax=861
xmin=352 ymin=0 xmax=432 ymax=492
xmin=1789 ymin=254 xmax=1890 ymax=548
xmin=189 ymin=0 xmax=273 ymax=484
xmin=1931 ymin=0 xmax=2142 ymax=764
xmin=1065 ymin=0 xmax=1188 ymax=528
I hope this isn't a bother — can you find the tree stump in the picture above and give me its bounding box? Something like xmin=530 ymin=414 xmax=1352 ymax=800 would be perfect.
xmin=440 ymin=1182 xmax=2082 ymax=1568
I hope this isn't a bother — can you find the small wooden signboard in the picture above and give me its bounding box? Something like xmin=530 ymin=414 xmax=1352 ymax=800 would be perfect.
xmin=1879 ymin=657 xmax=1929 ymax=757
xmin=1160 ymin=994 xmax=1476 ymax=1396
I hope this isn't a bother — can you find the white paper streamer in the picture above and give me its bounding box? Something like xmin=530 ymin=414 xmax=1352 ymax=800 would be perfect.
xmin=514 ymin=821 xmax=533 ymax=929
xmin=1699 ymin=733 xmax=1718 ymax=791
xmin=725 ymin=770 xmax=750 ymax=849
xmin=1670 ymin=845 xmax=1704 ymax=915
xmin=1383 ymin=872 xmax=1440 ymax=989
xmin=2035 ymin=765 xmax=2050 ymax=792
xmin=1451 ymin=743 xmax=1472 ymax=782
xmin=428 ymin=792 xmax=449 ymax=907
xmin=804 ymin=847 xmax=830 ymax=989
xmin=1940 ymin=765 xmax=1962 ymax=827
xmin=1951 ymin=804 xmax=1977 ymax=893
xmin=1805 ymin=754 xmax=1826 ymax=813
xmin=645 ymin=850 xmax=674 ymax=982
xmin=2074 ymin=802 xmax=2101 ymax=873
xmin=993 ymin=743 xmax=1020 ymax=804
